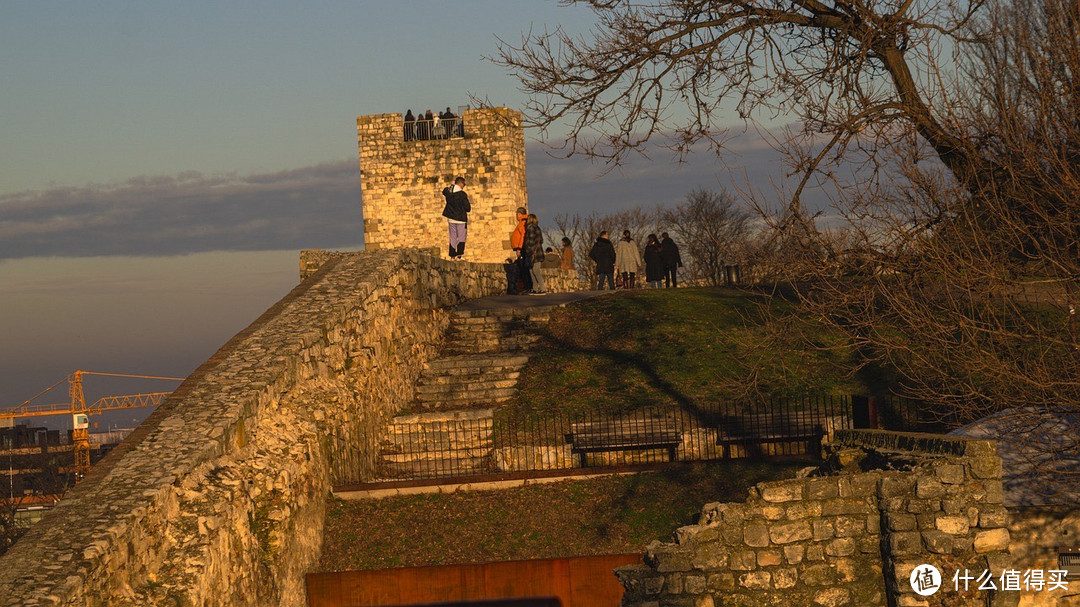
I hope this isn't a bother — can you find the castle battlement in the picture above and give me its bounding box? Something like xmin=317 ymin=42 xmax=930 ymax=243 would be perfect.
xmin=357 ymin=107 xmax=527 ymax=263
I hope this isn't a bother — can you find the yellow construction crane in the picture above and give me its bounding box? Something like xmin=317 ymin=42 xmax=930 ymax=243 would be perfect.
xmin=1 ymin=370 xmax=184 ymax=478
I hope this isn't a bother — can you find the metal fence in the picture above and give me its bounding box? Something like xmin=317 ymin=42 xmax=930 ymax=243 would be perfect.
xmin=364 ymin=394 xmax=882 ymax=483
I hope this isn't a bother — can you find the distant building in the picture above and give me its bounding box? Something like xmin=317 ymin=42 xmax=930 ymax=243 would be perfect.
xmin=357 ymin=107 xmax=528 ymax=263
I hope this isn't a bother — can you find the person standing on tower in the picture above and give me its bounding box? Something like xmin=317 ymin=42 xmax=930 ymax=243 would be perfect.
xmin=442 ymin=177 xmax=470 ymax=259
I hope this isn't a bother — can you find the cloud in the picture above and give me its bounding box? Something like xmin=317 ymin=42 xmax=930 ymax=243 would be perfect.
xmin=0 ymin=130 xmax=843 ymax=260
xmin=0 ymin=162 xmax=363 ymax=259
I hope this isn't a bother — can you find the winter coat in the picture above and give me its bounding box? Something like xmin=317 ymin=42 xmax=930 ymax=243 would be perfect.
xmin=441 ymin=187 xmax=470 ymax=222
xmin=660 ymin=236 xmax=683 ymax=268
xmin=644 ymin=243 xmax=665 ymax=282
xmin=560 ymin=246 xmax=574 ymax=270
xmin=524 ymin=223 xmax=545 ymax=262
xmin=510 ymin=212 xmax=528 ymax=250
xmin=615 ymin=238 xmax=643 ymax=273
xmin=589 ymin=237 xmax=616 ymax=274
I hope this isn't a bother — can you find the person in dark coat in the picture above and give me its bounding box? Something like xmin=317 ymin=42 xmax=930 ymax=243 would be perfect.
xmin=588 ymin=231 xmax=617 ymax=290
xmin=404 ymin=109 xmax=415 ymax=141
xmin=441 ymin=176 xmax=470 ymax=259
xmin=523 ymin=213 xmax=546 ymax=294
xmin=660 ymin=232 xmax=683 ymax=288
xmin=644 ymin=234 xmax=665 ymax=288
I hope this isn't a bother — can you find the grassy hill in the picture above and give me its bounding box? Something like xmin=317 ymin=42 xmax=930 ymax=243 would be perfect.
xmin=506 ymin=287 xmax=876 ymax=420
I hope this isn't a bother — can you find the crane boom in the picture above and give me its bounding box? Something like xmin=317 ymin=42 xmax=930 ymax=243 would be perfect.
xmin=1 ymin=370 xmax=184 ymax=478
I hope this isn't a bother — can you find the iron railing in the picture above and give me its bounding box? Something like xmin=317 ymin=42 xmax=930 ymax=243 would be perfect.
xmin=404 ymin=117 xmax=463 ymax=141
xmin=362 ymin=394 xmax=873 ymax=483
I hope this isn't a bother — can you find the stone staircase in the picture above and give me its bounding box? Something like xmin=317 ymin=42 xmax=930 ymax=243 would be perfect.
xmin=412 ymin=305 xmax=554 ymax=410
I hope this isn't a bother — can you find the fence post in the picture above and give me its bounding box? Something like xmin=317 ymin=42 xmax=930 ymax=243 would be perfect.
xmin=852 ymin=395 xmax=879 ymax=429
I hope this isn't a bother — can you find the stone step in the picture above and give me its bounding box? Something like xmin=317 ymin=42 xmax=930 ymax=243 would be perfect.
xmin=414 ymin=388 xmax=518 ymax=406
xmin=417 ymin=371 xmax=522 ymax=388
xmin=423 ymin=353 xmax=531 ymax=372
xmin=415 ymin=386 xmax=519 ymax=402
xmin=443 ymin=335 xmax=542 ymax=352
xmin=451 ymin=306 xmax=556 ymax=320
xmin=415 ymin=377 xmax=521 ymax=394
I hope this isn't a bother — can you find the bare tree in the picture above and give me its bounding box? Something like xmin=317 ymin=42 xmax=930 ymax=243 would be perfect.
xmin=498 ymin=0 xmax=1080 ymax=491
xmin=550 ymin=205 xmax=662 ymax=281
xmin=661 ymin=189 xmax=751 ymax=286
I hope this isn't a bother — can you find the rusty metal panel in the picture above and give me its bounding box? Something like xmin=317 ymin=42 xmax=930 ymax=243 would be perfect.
xmin=306 ymin=554 xmax=640 ymax=607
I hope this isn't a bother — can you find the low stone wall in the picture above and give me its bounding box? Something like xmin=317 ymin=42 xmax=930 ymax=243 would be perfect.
xmin=0 ymin=249 xmax=578 ymax=607
xmin=617 ymin=429 xmax=1017 ymax=607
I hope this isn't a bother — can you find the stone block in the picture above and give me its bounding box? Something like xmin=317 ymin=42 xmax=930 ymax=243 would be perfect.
xmin=761 ymin=506 xmax=785 ymax=521
xmin=691 ymin=544 xmax=728 ymax=570
xmin=973 ymin=528 xmax=1009 ymax=553
xmin=921 ymin=530 xmax=953 ymax=554
xmin=886 ymin=513 xmax=917 ymax=532
xmin=833 ymin=516 xmax=866 ymax=538
xmin=784 ymin=501 xmax=822 ymax=520
xmin=760 ymin=483 xmax=803 ymax=503
xmin=812 ymin=587 xmax=851 ymax=606
xmin=888 ymin=532 xmax=923 ymax=556
xmin=978 ymin=506 xmax=1008 ymax=529
xmin=739 ymin=571 xmax=772 ymax=590
xmin=774 ymin=567 xmax=798 ymax=589
xmin=915 ymin=477 xmax=946 ymax=499
xmin=770 ymin=521 xmax=813 ymax=544
xmin=805 ymin=478 xmax=840 ymax=500
xmin=783 ymin=544 xmax=805 ymax=564
xmin=757 ymin=550 xmax=782 ymax=567
xmin=707 ymin=572 xmax=735 ymax=591
xmin=935 ymin=515 xmax=969 ymax=535
xmin=806 ymin=544 xmax=826 ymax=561
xmin=879 ymin=476 xmax=915 ymax=498
xmin=744 ymin=522 xmax=770 ymax=548
xmin=825 ymin=538 xmax=856 ymax=557
xmin=684 ymin=575 xmax=706 ymax=594
xmin=812 ymin=518 xmax=835 ymax=541
xmin=969 ymin=455 xmax=1003 ymax=479
xmin=730 ymin=550 xmax=757 ymax=571
xmin=801 ymin=563 xmax=837 ymax=586
xmin=935 ymin=463 xmax=966 ymax=484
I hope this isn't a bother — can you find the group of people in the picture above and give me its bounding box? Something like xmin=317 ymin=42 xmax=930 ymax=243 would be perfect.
xmin=589 ymin=231 xmax=682 ymax=290
xmin=440 ymin=179 xmax=682 ymax=294
xmin=404 ymin=108 xmax=462 ymax=141
xmin=506 ymin=207 xmax=573 ymax=295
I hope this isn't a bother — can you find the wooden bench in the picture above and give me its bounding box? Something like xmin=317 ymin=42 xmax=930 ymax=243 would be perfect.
xmin=568 ymin=415 xmax=682 ymax=468
xmin=716 ymin=413 xmax=825 ymax=458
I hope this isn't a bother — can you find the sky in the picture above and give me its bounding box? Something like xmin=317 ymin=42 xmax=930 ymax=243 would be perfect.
xmin=0 ymin=2 xmax=815 ymax=429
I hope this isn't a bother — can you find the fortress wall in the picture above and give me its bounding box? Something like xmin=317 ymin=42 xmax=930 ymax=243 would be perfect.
xmin=617 ymin=430 xmax=1017 ymax=607
xmin=358 ymin=107 xmax=527 ymax=263
xmin=0 ymin=250 xmax=577 ymax=607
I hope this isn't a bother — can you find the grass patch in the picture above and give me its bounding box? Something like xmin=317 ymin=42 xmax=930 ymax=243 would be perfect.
xmin=318 ymin=459 xmax=810 ymax=571
xmin=506 ymin=287 xmax=872 ymax=421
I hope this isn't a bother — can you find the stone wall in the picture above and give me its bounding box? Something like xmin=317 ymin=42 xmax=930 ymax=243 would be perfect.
xmin=0 ymin=249 xmax=576 ymax=607
xmin=617 ymin=429 xmax=1017 ymax=607
xmin=358 ymin=107 xmax=528 ymax=263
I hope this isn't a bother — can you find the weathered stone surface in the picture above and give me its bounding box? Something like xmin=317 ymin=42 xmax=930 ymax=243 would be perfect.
xmin=935 ymin=515 xmax=970 ymax=535
xmin=769 ymin=521 xmax=813 ymax=544
xmin=744 ymin=522 xmax=771 ymax=548
xmin=739 ymin=571 xmax=772 ymax=590
xmin=760 ymin=482 xmax=803 ymax=503
xmin=0 ymin=250 xmax=578 ymax=607
xmin=358 ymin=108 xmax=528 ymax=264
xmin=974 ymin=528 xmax=1010 ymax=553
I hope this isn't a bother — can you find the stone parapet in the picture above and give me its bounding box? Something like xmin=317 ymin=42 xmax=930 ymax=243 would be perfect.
xmin=618 ymin=429 xmax=1019 ymax=607
xmin=0 ymin=249 xmax=572 ymax=607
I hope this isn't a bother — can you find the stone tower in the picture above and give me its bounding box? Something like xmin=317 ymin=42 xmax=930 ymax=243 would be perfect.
xmin=357 ymin=107 xmax=527 ymax=263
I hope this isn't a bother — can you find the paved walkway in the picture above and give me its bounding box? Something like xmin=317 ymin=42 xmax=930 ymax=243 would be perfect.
xmin=456 ymin=289 xmax=610 ymax=312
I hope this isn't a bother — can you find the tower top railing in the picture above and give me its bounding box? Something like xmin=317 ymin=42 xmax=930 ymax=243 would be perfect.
xmin=403 ymin=116 xmax=464 ymax=142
